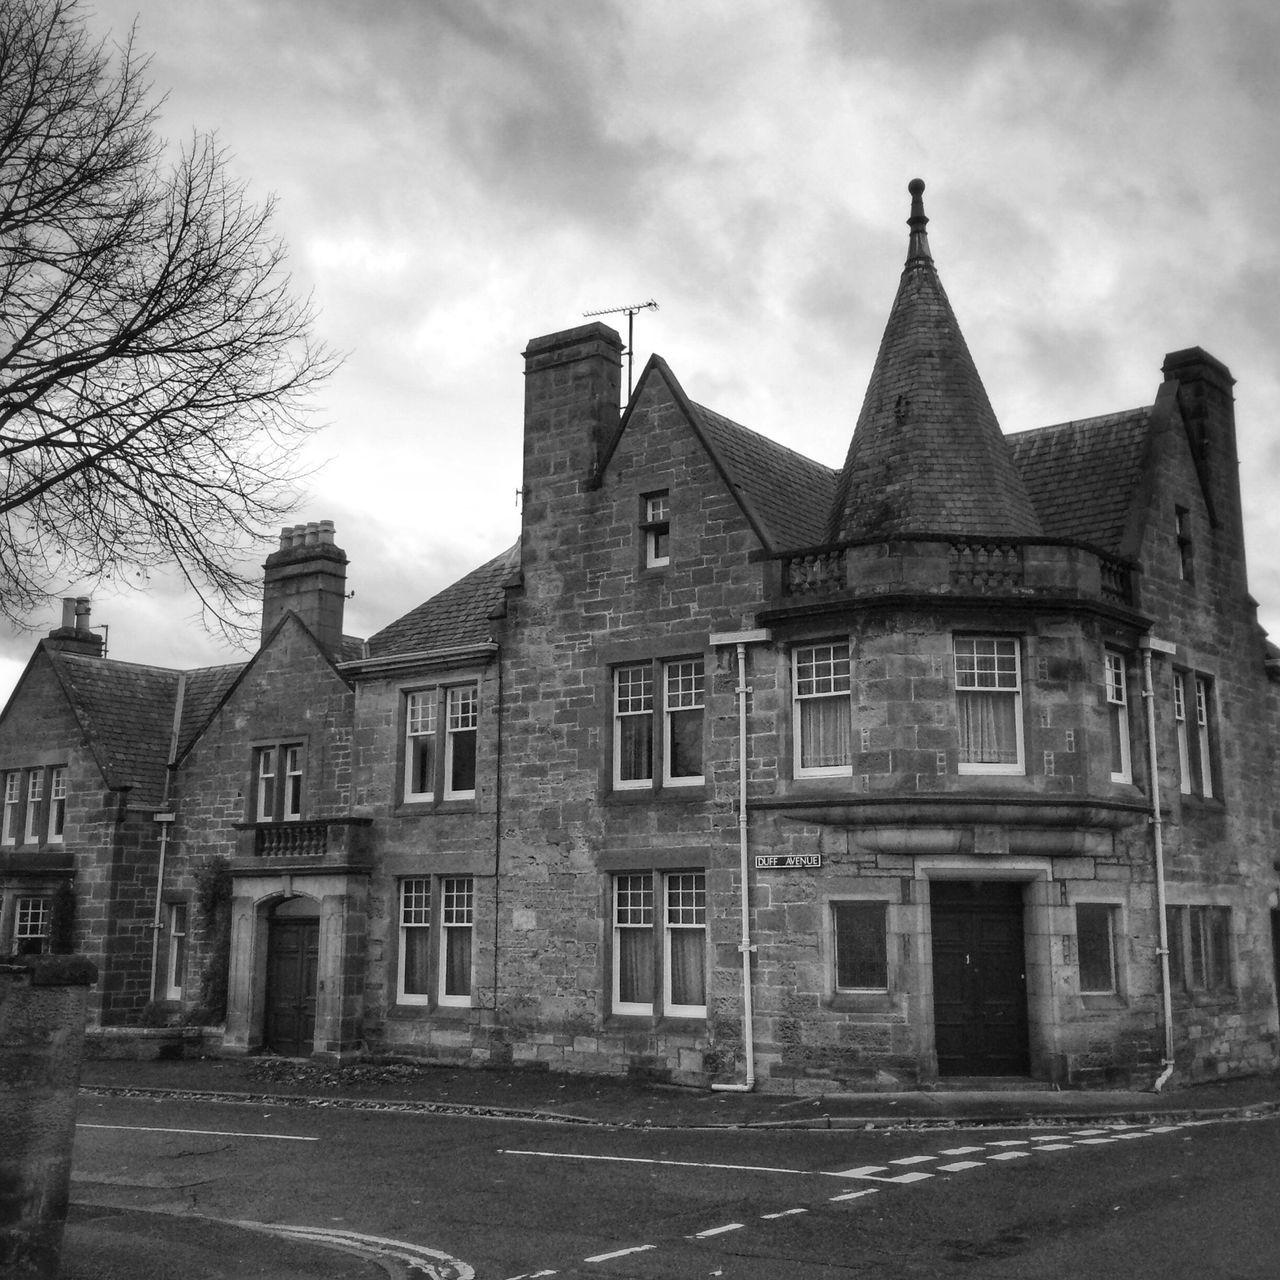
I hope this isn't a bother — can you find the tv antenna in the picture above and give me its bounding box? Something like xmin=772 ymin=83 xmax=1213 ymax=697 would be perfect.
xmin=582 ymin=299 xmax=659 ymax=396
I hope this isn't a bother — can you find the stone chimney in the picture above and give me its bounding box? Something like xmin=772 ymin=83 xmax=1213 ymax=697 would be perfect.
xmin=44 ymin=597 xmax=105 ymax=657
xmin=261 ymin=520 xmax=348 ymax=657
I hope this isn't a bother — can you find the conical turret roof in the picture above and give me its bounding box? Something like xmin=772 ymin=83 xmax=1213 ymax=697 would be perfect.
xmin=828 ymin=180 xmax=1042 ymax=542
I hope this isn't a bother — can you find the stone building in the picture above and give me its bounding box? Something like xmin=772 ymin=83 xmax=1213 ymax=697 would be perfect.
xmin=2 ymin=180 xmax=1277 ymax=1089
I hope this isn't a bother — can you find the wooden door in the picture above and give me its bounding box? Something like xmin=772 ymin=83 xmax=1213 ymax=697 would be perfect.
xmin=931 ymin=881 xmax=1029 ymax=1077
xmin=265 ymin=918 xmax=319 ymax=1056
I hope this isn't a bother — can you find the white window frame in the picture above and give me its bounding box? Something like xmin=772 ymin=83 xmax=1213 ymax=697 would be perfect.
xmin=444 ymin=685 xmax=478 ymax=801
xmin=662 ymin=872 xmax=707 ymax=1017
xmin=14 ymin=895 xmax=50 ymax=954
xmin=397 ymin=878 xmax=433 ymax=1006
xmin=2 ymin=771 xmax=20 ymax=846
xmin=954 ymin=636 xmax=1024 ymax=775
xmin=643 ymin=491 xmax=670 ymax=568
xmin=164 ymin=902 xmax=188 ymax=1000
xmin=1194 ymin=676 xmax=1215 ymax=799
xmin=1105 ymin=651 xmax=1132 ymax=784
xmin=24 ymin=769 xmax=44 ymax=843
xmin=282 ymin=747 xmax=303 ymax=820
xmin=612 ymin=872 xmax=655 ymax=1014
xmin=255 ymin=748 xmax=277 ymax=822
xmin=613 ymin=665 xmax=654 ymax=790
xmin=404 ymin=690 xmax=438 ymax=802
xmin=662 ymin=659 xmax=704 ymax=787
xmin=1075 ymin=902 xmax=1119 ymax=995
xmin=438 ymin=876 xmax=474 ymax=1007
xmin=793 ymin=642 xmax=853 ymax=778
xmin=1173 ymin=672 xmax=1192 ymax=794
xmin=612 ymin=872 xmax=707 ymax=1018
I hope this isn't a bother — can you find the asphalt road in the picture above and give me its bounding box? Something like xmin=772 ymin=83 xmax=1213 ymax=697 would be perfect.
xmin=69 ymin=1093 xmax=1280 ymax=1278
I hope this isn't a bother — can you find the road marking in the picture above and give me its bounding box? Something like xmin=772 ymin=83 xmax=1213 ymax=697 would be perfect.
xmin=830 ymin=1188 xmax=881 ymax=1203
xmin=833 ymin=1164 xmax=887 ymax=1177
xmin=1076 ymin=1137 xmax=1119 ymax=1145
xmin=761 ymin=1208 xmax=808 ymax=1219
xmin=889 ymin=1155 xmax=937 ymax=1165
xmin=233 ymin=1220 xmax=473 ymax=1278
xmin=939 ymin=1145 xmax=985 ymax=1155
xmin=987 ymin=1139 xmax=1029 ymax=1147
xmin=77 ymin=1123 xmax=317 ymax=1142
xmin=937 ymin=1160 xmax=985 ymax=1171
xmin=693 ymin=1224 xmax=744 ymax=1238
xmin=989 ymin=1151 xmax=1032 ymax=1161
xmin=504 ymin=1149 xmax=844 ymax=1178
xmin=1032 ymin=1143 xmax=1076 ymax=1151
xmin=583 ymin=1245 xmax=655 ymax=1262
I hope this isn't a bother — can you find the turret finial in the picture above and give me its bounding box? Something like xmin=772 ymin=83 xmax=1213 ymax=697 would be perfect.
xmin=907 ymin=177 xmax=931 ymax=263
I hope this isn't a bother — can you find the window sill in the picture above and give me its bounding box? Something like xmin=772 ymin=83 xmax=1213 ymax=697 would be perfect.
xmin=386 ymin=1002 xmax=474 ymax=1020
xmin=605 ymin=786 xmax=709 ymax=806
xmin=825 ymin=991 xmax=894 ymax=1014
xmin=394 ymin=799 xmax=478 ymax=818
xmin=602 ymin=1013 xmax=708 ymax=1031
xmin=1080 ymin=993 xmax=1127 ymax=1011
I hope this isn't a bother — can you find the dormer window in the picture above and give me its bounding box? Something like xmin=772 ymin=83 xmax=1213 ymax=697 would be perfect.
xmin=642 ymin=491 xmax=670 ymax=568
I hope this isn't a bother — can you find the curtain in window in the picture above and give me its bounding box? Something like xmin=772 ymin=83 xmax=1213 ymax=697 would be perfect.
xmin=668 ymin=709 xmax=703 ymax=778
xmin=957 ymin=690 xmax=1017 ymax=764
xmin=443 ymin=927 xmax=472 ymax=997
xmin=617 ymin=928 xmax=654 ymax=1004
xmin=618 ymin=717 xmax=653 ymax=783
xmin=800 ymin=698 xmax=852 ymax=770
xmin=668 ymin=928 xmax=706 ymax=1007
xmin=402 ymin=929 xmax=430 ymax=996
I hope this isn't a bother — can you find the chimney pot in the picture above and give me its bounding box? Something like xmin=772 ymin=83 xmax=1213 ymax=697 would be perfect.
xmin=305 ymin=522 xmax=320 ymax=546
xmin=74 ymin=597 xmax=91 ymax=633
xmin=61 ymin=599 xmax=76 ymax=629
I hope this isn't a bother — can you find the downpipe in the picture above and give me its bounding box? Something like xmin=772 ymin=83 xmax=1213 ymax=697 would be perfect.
xmin=1140 ymin=639 xmax=1177 ymax=1091
xmin=709 ymin=631 xmax=770 ymax=1093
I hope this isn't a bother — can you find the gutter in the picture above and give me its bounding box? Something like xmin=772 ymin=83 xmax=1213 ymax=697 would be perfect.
xmin=1139 ymin=636 xmax=1178 ymax=1091
xmin=708 ymin=629 xmax=771 ymax=1093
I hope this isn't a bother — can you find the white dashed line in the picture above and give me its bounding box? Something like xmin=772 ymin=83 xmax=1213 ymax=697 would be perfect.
xmin=989 ymin=1150 xmax=1033 ymax=1161
xmin=937 ymin=1160 xmax=986 ymax=1172
xmin=987 ymin=1139 xmax=1029 ymax=1147
xmin=890 ymin=1155 xmax=938 ymax=1165
xmin=760 ymin=1208 xmax=807 ymax=1220
xmin=939 ymin=1145 xmax=986 ymax=1155
xmin=830 ymin=1188 xmax=881 ymax=1203
xmin=583 ymin=1245 xmax=654 ymax=1263
xmin=693 ymin=1224 xmax=745 ymax=1239
xmin=1033 ymin=1143 xmax=1076 ymax=1151
xmin=1076 ymin=1137 xmax=1119 ymax=1145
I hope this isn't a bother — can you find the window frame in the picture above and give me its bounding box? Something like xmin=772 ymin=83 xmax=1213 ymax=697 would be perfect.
xmin=2 ymin=771 xmax=21 ymax=846
xmin=253 ymin=743 xmax=305 ymax=823
xmin=1104 ymin=651 xmax=1132 ymax=784
xmin=402 ymin=682 xmax=479 ymax=805
xmin=1075 ymin=902 xmax=1119 ymax=995
xmin=47 ymin=766 xmax=67 ymax=842
xmin=23 ymin=769 xmax=45 ymax=843
xmin=793 ymin=642 xmax=853 ymax=779
xmin=954 ymin=635 xmax=1025 ymax=775
xmin=641 ymin=490 xmax=671 ymax=569
xmin=831 ymin=899 xmax=890 ymax=993
xmin=611 ymin=658 xmax=705 ymax=793
xmin=163 ymin=901 xmax=188 ymax=1001
xmin=1173 ymin=670 xmax=1217 ymax=800
xmin=395 ymin=875 xmax=476 ymax=1008
xmin=611 ymin=870 xmax=707 ymax=1019
xmin=13 ymin=895 xmax=50 ymax=955
xmin=1165 ymin=904 xmax=1233 ymax=994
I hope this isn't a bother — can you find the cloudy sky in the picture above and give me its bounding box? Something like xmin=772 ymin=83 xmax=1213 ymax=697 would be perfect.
xmin=3 ymin=0 xmax=1279 ymax=701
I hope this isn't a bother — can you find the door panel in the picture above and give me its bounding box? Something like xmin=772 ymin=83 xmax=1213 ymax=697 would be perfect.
xmin=265 ymin=919 xmax=319 ymax=1056
xmin=931 ymin=882 xmax=1029 ymax=1077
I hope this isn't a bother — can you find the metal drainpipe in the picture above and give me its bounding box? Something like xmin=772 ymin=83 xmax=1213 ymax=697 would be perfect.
xmin=1140 ymin=638 xmax=1177 ymax=1091
xmin=148 ymin=673 xmax=186 ymax=1001
xmin=709 ymin=629 xmax=770 ymax=1093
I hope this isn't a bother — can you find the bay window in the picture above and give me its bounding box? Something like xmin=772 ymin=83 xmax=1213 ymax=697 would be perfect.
xmin=23 ymin=769 xmax=44 ymax=843
xmin=955 ymin=636 xmax=1024 ymax=774
xmin=1105 ymin=651 xmax=1132 ymax=783
xmin=793 ymin=642 xmax=852 ymax=777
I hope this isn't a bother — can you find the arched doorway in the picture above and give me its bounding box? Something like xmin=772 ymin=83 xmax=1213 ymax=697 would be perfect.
xmin=265 ymin=896 xmax=319 ymax=1056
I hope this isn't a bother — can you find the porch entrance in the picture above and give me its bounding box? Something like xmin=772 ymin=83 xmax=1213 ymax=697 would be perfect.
xmin=930 ymin=880 xmax=1029 ymax=1077
xmin=265 ymin=911 xmax=319 ymax=1056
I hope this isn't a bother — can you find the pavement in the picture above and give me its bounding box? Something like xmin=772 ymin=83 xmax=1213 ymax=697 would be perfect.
xmin=59 ymin=1055 xmax=1280 ymax=1278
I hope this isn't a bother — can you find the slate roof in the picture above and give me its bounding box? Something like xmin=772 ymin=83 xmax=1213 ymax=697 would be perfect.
xmin=828 ymin=180 xmax=1042 ymax=543
xmin=692 ymin=403 xmax=838 ymax=549
xmin=1008 ymin=408 xmax=1153 ymax=553
xmin=46 ymin=649 xmax=180 ymax=808
xmin=176 ymin=663 xmax=245 ymax=758
xmin=365 ymin=543 xmax=519 ymax=660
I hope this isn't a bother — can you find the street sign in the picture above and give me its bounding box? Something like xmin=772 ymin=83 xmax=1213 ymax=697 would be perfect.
xmin=753 ymin=853 xmax=822 ymax=870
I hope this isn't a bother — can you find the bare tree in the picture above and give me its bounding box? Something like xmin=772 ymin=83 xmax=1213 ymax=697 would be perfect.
xmin=0 ymin=0 xmax=338 ymax=630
